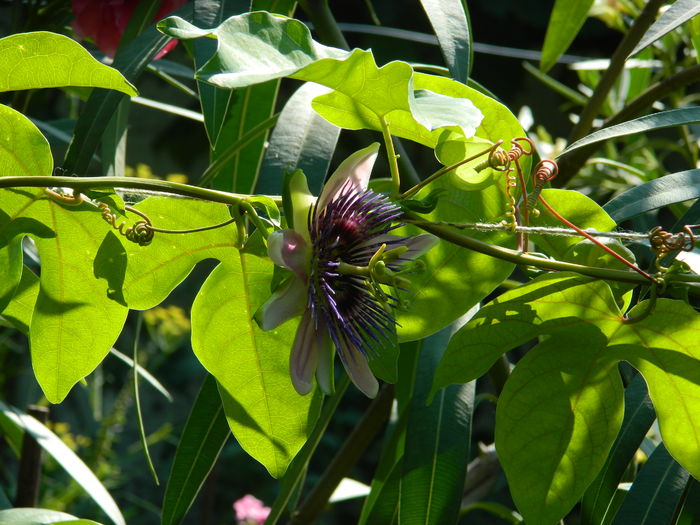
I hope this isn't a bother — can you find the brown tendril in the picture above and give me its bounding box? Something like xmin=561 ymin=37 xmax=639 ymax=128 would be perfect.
xmin=648 ymin=225 xmax=698 ymax=271
xmin=99 ymin=202 xmax=154 ymax=246
xmin=528 ymin=159 xmax=559 ymax=212
xmin=44 ymin=188 xmax=84 ymax=206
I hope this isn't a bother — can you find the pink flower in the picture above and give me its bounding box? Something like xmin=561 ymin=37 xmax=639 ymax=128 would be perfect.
xmin=72 ymin=0 xmax=186 ymax=58
xmin=233 ymin=494 xmax=270 ymax=525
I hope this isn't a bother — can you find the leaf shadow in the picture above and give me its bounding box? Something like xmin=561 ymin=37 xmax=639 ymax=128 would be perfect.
xmin=93 ymin=231 xmax=127 ymax=307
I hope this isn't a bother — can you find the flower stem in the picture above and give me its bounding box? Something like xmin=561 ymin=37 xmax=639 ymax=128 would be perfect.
xmin=379 ymin=115 xmax=401 ymax=196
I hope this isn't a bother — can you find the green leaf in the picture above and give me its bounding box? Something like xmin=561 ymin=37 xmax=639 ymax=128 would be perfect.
xmin=611 ymin=444 xmax=690 ymax=525
xmin=399 ymin=327 xmax=475 ymax=525
xmin=430 ymin=274 xmax=620 ymax=397
xmin=0 ymin=237 xmax=21 ymax=312
xmin=419 ymin=0 xmax=472 ymax=82
xmin=120 ymin=197 xmax=238 ymax=310
xmin=0 ymin=508 xmax=103 ymax=524
xmin=540 ymin=0 xmax=594 ymax=73
xmin=0 ymin=32 xmax=136 ymax=95
xmin=158 ymin=14 xmax=483 ymax=145
xmin=629 ymin=0 xmax=700 ymax=57
xmin=0 ymin=189 xmax=128 ymax=403
xmin=610 ymin=299 xmax=700 ymax=479
xmin=559 ymin=107 xmax=700 ymax=157
xmin=0 ymin=104 xmax=53 ymax=177
xmin=0 ymin=402 xmax=124 ymax=525
xmin=161 ymin=374 xmax=230 ymax=525
xmin=258 ymin=82 xmax=340 ymax=195
xmin=191 ymin=255 xmax=319 ymax=478
xmin=581 ymin=374 xmax=656 ymax=525
xmin=603 ymin=169 xmax=700 ymax=222
xmin=531 ymin=188 xmax=617 ymax=259
xmin=1 ymin=264 xmax=39 ymax=334
xmin=496 ymin=328 xmax=624 ymax=525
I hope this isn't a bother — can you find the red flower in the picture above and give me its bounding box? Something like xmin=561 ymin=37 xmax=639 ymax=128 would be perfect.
xmin=72 ymin=0 xmax=186 ymax=59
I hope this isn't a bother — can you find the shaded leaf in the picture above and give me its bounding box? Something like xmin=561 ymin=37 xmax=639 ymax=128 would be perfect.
xmin=161 ymin=374 xmax=229 ymax=525
xmin=559 ymin=107 xmax=700 ymax=157
xmin=0 ymin=264 xmax=39 ymax=334
xmin=603 ymin=169 xmax=700 ymax=222
xmin=0 ymin=32 xmax=136 ymax=95
xmin=611 ymin=444 xmax=690 ymax=525
xmin=629 ymin=0 xmax=700 ymax=57
xmin=419 ymin=0 xmax=472 ymax=82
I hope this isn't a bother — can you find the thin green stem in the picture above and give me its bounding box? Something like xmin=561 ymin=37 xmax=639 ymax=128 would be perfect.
xmin=400 ymin=143 xmax=497 ymax=200
xmin=0 ymin=176 xmax=283 ymax=206
xmin=380 ymin=115 xmax=401 ymax=196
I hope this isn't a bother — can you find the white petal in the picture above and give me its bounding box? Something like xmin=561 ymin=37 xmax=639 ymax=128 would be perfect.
xmin=254 ymin=277 xmax=307 ymax=331
xmin=316 ymin=143 xmax=380 ymax=213
xmin=290 ymin=311 xmax=321 ymax=395
xmin=267 ymin=229 xmax=309 ymax=281
xmin=339 ymin=341 xmax=379 ymax=398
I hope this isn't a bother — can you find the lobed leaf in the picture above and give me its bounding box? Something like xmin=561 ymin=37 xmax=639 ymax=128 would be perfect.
xmin=0 ymin=32 xmax=136 ymax=95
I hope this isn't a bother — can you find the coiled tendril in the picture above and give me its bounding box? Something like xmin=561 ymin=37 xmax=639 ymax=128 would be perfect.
xmin=99 ymin=202 xmax=154 ymax=246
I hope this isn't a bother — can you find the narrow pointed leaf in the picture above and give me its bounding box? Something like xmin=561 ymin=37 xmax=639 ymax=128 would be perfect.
xmin=629 ymin=0 xmax=700 ymax=57
xmin=0 ymin=401 xmax=124 ymax=525
xmin=419 ymin=0 xmax=472 ymax=82
xmin=496 ymin=330 xmax=624 ymax=525
xmin=540 ymin=0 xmax=594 ymax=72
xmin=611 ymin=444 xmax=690 ymax=525
xmin=559 ymin=107 xmax=700 ymax=157
xmin=161 ymin=374 xmax=230 ymax=525
xmin=191 ymin=256 xmax=319 ymax=478
xmin=603 ymin=169 xmax=700 ymax=222
xmin=400 ymin=327 xmax=475 ymax=525
xmin=581 ymin=374 xmax=656 ymax=525
xmin=258 ymin=82 xmax=340 ymax=195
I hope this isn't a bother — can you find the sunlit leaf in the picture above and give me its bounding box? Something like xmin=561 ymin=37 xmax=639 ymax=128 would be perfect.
xmin=0 ymin=264 xmax=39 ymax=334
xmin=0 ymin=401 xmax=124 ymax=525
xmin=0 ymin=32 xmax=136 ymax=95
xmin=540 ymin=0 xmax=594 ymax=72
xmin=191 ymin=255 xmax=319 ymax=478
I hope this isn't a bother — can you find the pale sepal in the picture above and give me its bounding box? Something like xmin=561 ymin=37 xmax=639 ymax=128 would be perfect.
xmin=254 ymin=277 xmax=307 ymax=331
xmin=290 ymin=311 xmax=321 ymax=395
xmin=316 ymin=142 xmax=380 ymax=212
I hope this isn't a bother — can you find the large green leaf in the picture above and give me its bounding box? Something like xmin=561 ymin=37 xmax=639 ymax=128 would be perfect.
xmin=119 ymin=197 xmax=238 ymax=310
xmin=419 ymin=0 xmax=472 ymax=82
xmin=191 ymin=255 xmax=319 ymax=478
xmin=580 ymin=374 xmax=656 ymax=525
xmin=430 ymin=274 xmax=620 ymax=396
xmin=161 ymin=374 xmax=230 ymax=525
xmin=0 ymin=33 xmax=135 ymax=95
xmin=0 ymin=188 xmax=128 ymax=402
xmin=258 ymin=82 xmax=340 ymax=195
xmin=611 ymin=444 xmax=690 ymax=525
xmin=399 ymin=327 xmax=475 ymax=525
xmin=0 ymin=402 xmax=123 ymax=525
xmin=157 ymin=14 xmax=483 ymax=145
xmin=559 ymin=107 xmax=700 ymax=157
xmin=629 ymin=0 xmax=700 ymax=57
xmin=540 ymin=0 xmax=594 ymax=72
xmin=603 ymin=169 xmax=700 ymax=222
xmin=610 ymin=299 xmax=700 ymax=478
xmin=0 ymin=264 xmax=39 ymax=334
xmin=496 ymin=329 xmax=624 ymax=525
